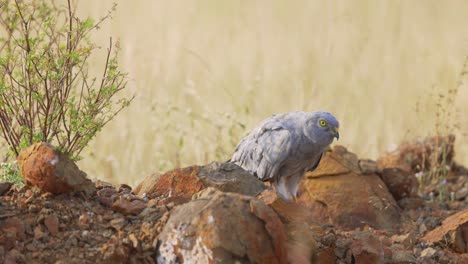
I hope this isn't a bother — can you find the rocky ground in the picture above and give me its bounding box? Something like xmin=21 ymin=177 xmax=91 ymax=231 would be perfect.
xmin=0 ymin=136 xmax=467 ymax=264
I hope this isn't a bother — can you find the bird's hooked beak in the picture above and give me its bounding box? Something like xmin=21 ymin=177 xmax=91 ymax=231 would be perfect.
xmin=333 ymin=127 xmax=340 ymax=140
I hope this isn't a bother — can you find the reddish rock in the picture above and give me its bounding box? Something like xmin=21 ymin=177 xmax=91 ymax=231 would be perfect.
xmin=258 ymin=189 xmax=319 ymax=263
xmin=44 ymin=215 xmax=59 ymax=236
xmin=17 ymin=142 xmax=95 ymax=195
xmin=298 ymin=146 xmax=401 ymax=230
xmin=380 ymin=168 xmax=419 ymax=201
xmin=0 ymin=218 xmax=25 ymax=251
xmin=33 ymin=225 xmax=46 ymax=240
xmin=349 ymin=232 xmax=385 ymax=264
xmin=377 ymin=135 xmax=455 ymax=172
xmin=422 ymin=209 xmax=468 ymax=253
xmin=134 ymin=162 xmax=266 ymax=201
xmin=134 ymin=166 xmax=204 ymax=202
xmin=97 ymin=188 xmax=117 ymax=197
xmin=4 ymin=249 xmax=24 ymax=264
xmin=100 ymin=235 xmax=131 ymax=264
xmin=316 ymin=247 xmax=336 ymax=264
xmin=157 ymin=189 xmax=288 ymax=263
xmin=111 ymin=199 xmax=147 ymax=215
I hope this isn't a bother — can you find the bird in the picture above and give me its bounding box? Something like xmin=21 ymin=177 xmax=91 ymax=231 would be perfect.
xmin=230 ymin=111 xmax=340 ymax=201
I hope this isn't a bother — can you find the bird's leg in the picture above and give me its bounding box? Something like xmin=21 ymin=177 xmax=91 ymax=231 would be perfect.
xmin=275 ymin=177 xmax=294 ymax=202
xmin=285 ymin=173 xmax=303 ymax=202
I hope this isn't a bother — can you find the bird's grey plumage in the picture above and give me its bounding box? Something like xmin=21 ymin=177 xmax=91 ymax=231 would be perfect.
xmin=230 ymin=111 xmax=339 ymax=201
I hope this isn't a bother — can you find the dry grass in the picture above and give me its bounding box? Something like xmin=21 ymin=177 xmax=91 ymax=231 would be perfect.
xmin=66 ymin=0 xmax=468 ymax=186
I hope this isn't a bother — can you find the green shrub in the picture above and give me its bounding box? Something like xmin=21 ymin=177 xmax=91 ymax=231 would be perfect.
xmin=0 ymin=161 xmax=22 ymax=185
xmin=0 ymin=0 xmax=133 ymax=161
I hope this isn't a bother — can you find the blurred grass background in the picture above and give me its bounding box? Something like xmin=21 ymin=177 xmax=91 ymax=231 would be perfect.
xmin=72 ymin=0 xmax=468 ymax=186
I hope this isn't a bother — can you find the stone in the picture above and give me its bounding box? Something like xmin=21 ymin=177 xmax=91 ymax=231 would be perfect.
xmin=420 ymin=247 xmax=437 ymax=258
xmin=197 ymin=161 xmax=267 ymax=196
xmin=134 ymin=166 xmax=204 ymax=202
xmin=391 ymin=249 xmax=416 ymax=263
xmin=0 ymin=182 xmax=12 ymax=196
xmin=421 ymin=209 xmax=468 ymax=253
xmin=134 ymin=162 xmax=266 ymax=201
xmin=298 ymin=146 xmax=401 ymax=230
xmin=316 ymin=247 xmax=336 ymax=264
xmin=397 ymin=197 xmax=424 ymax=210
xmin=17 ymin=142 xmax=95 ymax=195
xmin=111 ymin=199 xmax=147 ymax=215
xmin=157 ymin=189 xmax=287 ymax=263
xmin=359 ymin=159 xmax=378 ymax=174
xmin=1 ymin=217 xmax=25 ymax=240
xmin=391 ymin=233 xmax=417 ymax=249
xmin=377 ymin=135 xmax=455 ymax=173
xmin=456 ymin=186 xmax=468 ymax=200
xmin=100 ymin=235 xmax=131 ymax=264
xmin=44 ymin=215 xmax=59 ymax=236
xmin=380 ymin=168 xmax=419 ymax=201
xmin=348 ymin=232 xmax=385 ymax=264
xmin=258 ymin=189 xmax=318 ymax=263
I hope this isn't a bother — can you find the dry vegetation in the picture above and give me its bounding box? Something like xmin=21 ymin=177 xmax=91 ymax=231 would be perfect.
xmin=23 ymin=0 xmax=468 ymax=185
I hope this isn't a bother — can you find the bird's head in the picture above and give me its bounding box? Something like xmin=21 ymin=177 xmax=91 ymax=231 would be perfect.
xmin=304 ymin=111 xmax=340 ymax=147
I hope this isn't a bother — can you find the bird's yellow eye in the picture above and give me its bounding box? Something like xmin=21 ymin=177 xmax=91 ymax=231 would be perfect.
xmin=319 ymin=120 xmax=327 ymax=127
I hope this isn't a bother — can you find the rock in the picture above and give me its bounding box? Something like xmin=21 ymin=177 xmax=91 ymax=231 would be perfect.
xmin=111 ymin=199 xmax=147 ymax=215
xmin=100 ymin=235 xmax=131 ymax=264
xmin=377 ymin=135 xmax=455 ymax=172
xmin=44 ymin=215 xmax=59 ymax=236
xmin=134 ymin=166 xmax=204 ymax=202
xmin=110 ymin=218 xmax=127 ymax=231
xmin=422 ymin=209 xmax=468 ymax=253
xmin=335 ymin=237 xmax=352 ymax=259
xmin=348 ymin=232 xmax=385 ymax=264
xmin=420 ymin=247 xmax=437 ymax=258
xmin=1 ymin=217 xmax=25 ymax=240
xmin=4 ymin=249 xmax=24 ymax=264
xmin=134 ymin=162 xmax=266 ymax=202
xmin=197 ymin=161 xmax=267 ymax=196
xmin=0 ymin=182 xmax=12 ymax=196
xmin=359 ymin=159 xmax=378 ymax=174
xmin=17 ymin=142 xmax=95 ymax=195
xmin=97 ymin=188 xmax=117 ymax=198
xmin=0 ymin=217 xmax=25 ymax=251
xmin=397 ymin=197 xmax=424 ymax=210
xmin=380 ymin=168 xmax=419 ymax=201
xmin=316 ymin=247 xmax=336 ymax=264
xmin=298 ymin=146 xmax=401 ymax=230
xmin=391 ymin=232 xmax=417 ymax=249
xmin=307 ymin=146 xmax=360 ymax=177
xmin=157 ymin=189 xmax=287 ymax=263
xmin=456 ymin=186 xmax=468 ymax=200
xmin=258 ymin=189 xmax=319 ymax=263
xmin=391 ymin=249 xmax=416 ymax=263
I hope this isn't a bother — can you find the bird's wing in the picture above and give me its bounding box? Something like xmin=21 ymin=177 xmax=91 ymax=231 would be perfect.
xmin=306 ymin=152 xmax=323 ymax=172
xmin=231 ymin=118 xmax=294 ymax=181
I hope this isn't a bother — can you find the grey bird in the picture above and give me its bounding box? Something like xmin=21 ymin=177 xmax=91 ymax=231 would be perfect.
xmin=230 ymin=111 xmax=340 ymax=201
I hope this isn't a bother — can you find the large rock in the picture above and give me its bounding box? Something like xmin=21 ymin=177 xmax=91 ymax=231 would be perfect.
xmin=258 ymin=189 xmax=318 ymax=264
xmin=380 ymin=168 xmax=419 ymax=201
xmin=17 ymin=142 xmax=95 ymax=194
xmin=377 ymin=135 xmax=455 ymax=172
xmin=348 ymin=232 xmax=385 ymax=264
xmin=157 ymin=188 xmax=287 ymax=263
xmin=298 ymin=146 xmax=401 ymax=230
xmin=134 ymin=162 xmax=266 ymax=201
xmin=422 ymin=209 xmax=468 ymax=253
